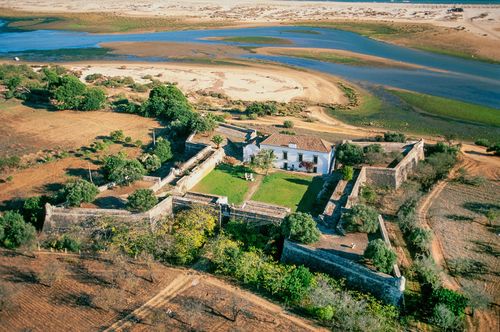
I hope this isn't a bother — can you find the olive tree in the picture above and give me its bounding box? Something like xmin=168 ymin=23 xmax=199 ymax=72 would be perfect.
xmin=0 ymin=211 xmax=36 ymax=249
xmin=342 ymin=204 xmax=379 ymax=233
xmin=281 ymin=212 xmax=320 ymax=244
xmin=61 ymin=179 xmax=99 ymax=207
xmin=127 ymin=189 xmax=158 ymax=212
xmin=153 ymin=138 xmax=173 ymax=163
xmin=364 ymin=239 xmax=396 ymax=274
xmin=251 ymin=149 xmax=276 ymax=175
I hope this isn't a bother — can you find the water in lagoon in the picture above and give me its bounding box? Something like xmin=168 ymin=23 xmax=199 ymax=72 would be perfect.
xmin=0 ymin=23 xmax=499 ymax=108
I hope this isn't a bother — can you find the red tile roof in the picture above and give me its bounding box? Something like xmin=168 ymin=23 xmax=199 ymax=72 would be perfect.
xmin=260 ymin=133 xmax=332 ymax=153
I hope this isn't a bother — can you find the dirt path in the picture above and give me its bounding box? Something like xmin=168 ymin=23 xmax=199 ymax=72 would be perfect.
xmin=203 ymin=277 xmax=328 ymax=332
xmin=243 ymin=174 xmax=263 ymax=202
xmin=104 ymin=273 xmax=195 ymax=331
xmin=416 ymin=162 xmax=463 ymax=291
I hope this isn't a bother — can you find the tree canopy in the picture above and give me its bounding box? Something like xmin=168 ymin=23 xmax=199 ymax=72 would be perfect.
xmin=342 ymin=204 xmax=379 ymax=233
xmin=127 ymin=189 xmax=158 ymax=212
xmin=336 ymin=143 xmax=365 ymax=166
xmin=0 ymin=211 xmax=36 ymax=249
xmin=62 ymin=179 xmax=99 ymax=207
xmin=251 ymin=149 xmax=276 ymax=175
xmin=103 ymin=154 xmax=146 ymax=186
xmin=364 ymin=239 xmax=396 ymax=274
xmin=153 ymin=138 xmax=173 ymax=163
xmin=281 ymin=212 xmax=321 ymax=244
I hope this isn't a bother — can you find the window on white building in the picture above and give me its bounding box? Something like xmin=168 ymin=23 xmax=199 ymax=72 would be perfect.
xmin=313 ymin=155 xmax=318 ymax=164
xmin=283 ymin=151 xmax=288 ymax=160
xmin=298 ymin=153 xmax=303 ymax=162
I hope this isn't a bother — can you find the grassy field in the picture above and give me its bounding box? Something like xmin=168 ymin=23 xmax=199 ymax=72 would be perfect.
xmin=328 ymin=89 xmax=500 ymax=142
xmin=192 ymin=164 xmax=251 ymax=204
xmin=0 ymin=10 xmax=230 ymax=33
xmin=217 ymin=36 xmax=293 ymax=45
xmin=390 ymin=90 xmax=500 ymax=127
xmin=251 ymin=171 xmax=323 ymax=212
xmin=262 ymin=49 xmax=366 ymax=66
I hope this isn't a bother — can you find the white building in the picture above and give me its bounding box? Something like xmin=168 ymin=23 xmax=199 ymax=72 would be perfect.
xmin=244 ymin=133 xmax=335 ymax=174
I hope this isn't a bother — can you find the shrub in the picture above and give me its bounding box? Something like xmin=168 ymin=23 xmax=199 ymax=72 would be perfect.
xmin=474 ymin=138 xmax=490 ymax=147
xmin=0 ymin=211 xmax=36 ymax=249
xmin=383 ymin=132 xmax=406 ymax=143
xmin=22 ymin=196 xmax=47 ymax=226
xmin=61 ymin=179 xmax=99 ymax=207
xmin=360 ymin=186 xmax=377 ymax=205
xmin=397 ymin=198 xmax=418 ymax=233
xmin=430 ymin=288 xmax=468 ymax=317
xmin=246 ymin=102 xmax=277 ymax=117
xmin=45 ymin=234 xmax=81 ymax=252
xmin=283 ymin=120 xmax=294 ymax=128
xmin=124 ymin=136 xmax=132 ymax=144
xmin=52 ymin=75 xmax=87 ymax=110
xmin=153 ymin=138 xmax=173 ymax=163
xmin=191 ymin=113 xmax=217 ymax=133
xmin=408 ymin=227 xmax=432 ymax=254
xmin=127 ymin=189 xmax=158 ymax=212
xmin=281 ymin=212 xmax=320 ymax=244
xmin=80 ymin=87 xmax=106 ymax=111
xmin=413 ymin=255 xmax=442 ymax=289
xmin=0 ymin=156 xmax=21 ymax=171
xmin=363 ymin=144 xmax=383 ymax=154
xmin=431 ymin=304 xmax=464 ymax=331
xmin=211 ymin=134 xmax=224 ymax=148
xmin=110 ymin=130 xmax=125 ymax=142
xmin=342 ymin=165 xmax=354 ymax=181
xmin=486 ymin=143 xmax=500 ymax=156
xmin=104 ymin=154 xmax=146 ymax=186
xmin=336 ymin=143 xmax=364 ymax=166
xmin=364 ymin=239 xmax=396 ymax=274
xmin=343 ymin=204 xmax=379 ymax=233
xmin=140 ymin=153 xmax=161 ymax=172
xmin=279 ymin=265 xmax=316 ymax=304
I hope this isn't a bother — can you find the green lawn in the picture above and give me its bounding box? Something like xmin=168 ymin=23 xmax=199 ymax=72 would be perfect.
xmin=251 ymin=171 xmax=324 ymax=213
xmin=191 ymin=164 xmax=251 ymax=204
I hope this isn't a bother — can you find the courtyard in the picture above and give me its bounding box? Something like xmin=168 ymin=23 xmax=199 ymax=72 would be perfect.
xmin=193 ymin=164 xmax=324 ymax=212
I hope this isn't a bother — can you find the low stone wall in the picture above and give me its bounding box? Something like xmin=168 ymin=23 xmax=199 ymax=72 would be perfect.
xmin=174 ymin=148 xmax=225 ymax=194
xmin=345 ymin=167 xmax=366 ymax=209
xmin=228 ymin=201 xmax=290 ymax=225
xmin=281 ymin=240 xmax=405 ymax=305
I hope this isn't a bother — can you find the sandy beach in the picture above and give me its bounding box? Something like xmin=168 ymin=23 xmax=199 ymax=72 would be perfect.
xmin=72 ymin=61 xmax=348 ymax=104
xmin=1 ymin=0 xmax=499 ymax=39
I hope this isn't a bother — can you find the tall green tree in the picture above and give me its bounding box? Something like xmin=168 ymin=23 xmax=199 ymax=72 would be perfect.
xmin=251 ymin=149 xmax=276 ymax=175
xmin=62 ymin=179 xmax=99 ymax=207
xmin=52 ymin=75 xmax=86 ymax=110
xmin=364 ymin=239 xmax=396 ymax=274
xmin=281 ymin=212 xmax=320 ymax=244
xmin=153 ymin=138 xmax=173 ymax=163
xmin=0 ymin=211 xmax=36 ymax=249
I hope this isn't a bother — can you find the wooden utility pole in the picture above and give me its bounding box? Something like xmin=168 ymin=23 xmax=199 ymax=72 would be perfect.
xmin=88 ymin=166 xmax=93 ymax=184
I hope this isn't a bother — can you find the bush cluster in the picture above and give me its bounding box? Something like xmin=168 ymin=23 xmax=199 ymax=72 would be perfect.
xmin=342 ymin=204 xmax=379 ymax=233
xmin=0 ymin=211 xmax=36 ymax=249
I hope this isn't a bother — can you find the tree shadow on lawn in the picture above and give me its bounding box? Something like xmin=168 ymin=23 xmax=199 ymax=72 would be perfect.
xmin=216 ymin=163 xmax=253 ymax=179
xmin=296 ymin=176 xmax=324 ymax=214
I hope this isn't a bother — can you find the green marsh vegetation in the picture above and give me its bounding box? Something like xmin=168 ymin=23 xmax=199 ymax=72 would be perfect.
xmin=329 ymin=88 xmax=500 ymax=142
xmin=0 ymin=10 xmax=230 ymax=33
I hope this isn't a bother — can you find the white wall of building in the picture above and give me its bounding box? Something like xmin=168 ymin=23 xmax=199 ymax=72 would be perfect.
xmin=260 ymin=144 xmax=334 ymax=174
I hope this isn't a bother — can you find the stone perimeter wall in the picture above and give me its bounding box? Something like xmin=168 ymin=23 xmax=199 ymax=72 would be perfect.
xmin=43 ymin=141 xmax=224 ymax=233
xmin=281 ymin=240 xmax=405 ymax=306
xmin=345 ymin=140 xmax=424 ymax=208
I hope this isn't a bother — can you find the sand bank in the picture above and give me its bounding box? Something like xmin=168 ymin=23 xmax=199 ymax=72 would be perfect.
xmin=72 ymin=61 xmax=348 ymax=104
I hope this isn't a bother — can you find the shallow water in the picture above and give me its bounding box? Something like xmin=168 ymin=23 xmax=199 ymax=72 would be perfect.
xmin=1 ymin=24 xmax=499 ymax=108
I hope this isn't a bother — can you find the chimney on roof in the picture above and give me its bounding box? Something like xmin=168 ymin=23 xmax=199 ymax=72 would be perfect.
xmin=288 ymin=143 xmax=297 ymax=149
